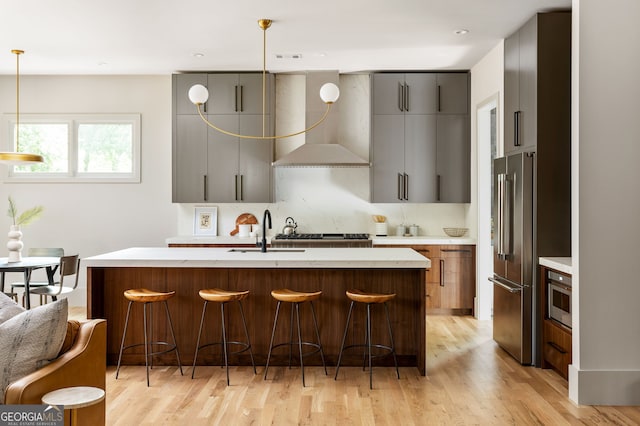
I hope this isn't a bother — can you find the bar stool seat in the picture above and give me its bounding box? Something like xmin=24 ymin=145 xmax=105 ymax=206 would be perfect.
xmin=192 ymin=288 xmax=256 ymax=385
xmin=335 ymin=289 xmax=400 ymax=389
xmin=115 ymin=288 xmax=183 ymax=386
xmin=264 ymin=289 xmax=326 ymax=386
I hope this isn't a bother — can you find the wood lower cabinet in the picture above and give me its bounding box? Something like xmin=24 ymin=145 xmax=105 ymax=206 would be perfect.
xmin=377 ymin=244 xmax=475 ymax=315
xmin=543 ymin=319 xmax=572 ymax=379
xmin=540 ymin=265 xmax=572 ymax=379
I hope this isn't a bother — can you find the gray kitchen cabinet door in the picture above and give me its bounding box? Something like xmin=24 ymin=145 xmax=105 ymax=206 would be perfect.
xmin=436 ymin=115 xmax=470 ymax=202
xmin=174 ymin=74 xmax=207 ymax=115
xmin=518 ymin=16 xmax=538 ymax=153
xmin=207 ymin=114 xmax=240 ymax=202
xmin=238 ymin=115 xmax=273 ymax=202
xmin=504 ymin=15 xmax=538 ymax=155
xmin=404 ymin=74 xmax=437 ymax=115
xmin=207 ymin=73 xmax=270 ymax=115
xmin=503 ymin=30 xmax=519 ymax=155
xmin=436 ymin=73 xmax=469 ymax=114
xmin=173 ymin=115 xmax=208 ymax=202
xmin=371 ymin=114 xmax=406 ymax=202
xmin=372 ymin=73 xmax=436 ymax=115
xmin=404 ymin=115 xmax=437 ymax=202
xmin=372 ymin=73 xmax=405 ymax=115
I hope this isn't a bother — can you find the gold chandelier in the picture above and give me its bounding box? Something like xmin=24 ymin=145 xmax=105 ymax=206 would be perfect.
xmin=0 ymin=50 xmax=44 ymax=165
xmin=188 ymin=19 xmax=340 ymax=140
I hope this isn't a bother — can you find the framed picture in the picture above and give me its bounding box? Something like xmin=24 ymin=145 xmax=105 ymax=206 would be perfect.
xmin=194 ymin=207 xmax=217 ymax=236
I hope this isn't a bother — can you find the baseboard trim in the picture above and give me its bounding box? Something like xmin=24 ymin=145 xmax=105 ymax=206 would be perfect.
xmin=569 ymin=364 xmax=640 ymax=405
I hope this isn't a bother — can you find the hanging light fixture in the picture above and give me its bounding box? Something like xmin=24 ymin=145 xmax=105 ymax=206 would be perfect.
xmin=188 ymin=19 xmax=340 ymax=140
xmin=0 ymin=50 xmax=44 ymax=165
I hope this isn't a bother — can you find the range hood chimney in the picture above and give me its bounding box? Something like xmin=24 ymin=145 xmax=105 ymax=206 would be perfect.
xmin=272 ymin=72 xmax=370 ymax=167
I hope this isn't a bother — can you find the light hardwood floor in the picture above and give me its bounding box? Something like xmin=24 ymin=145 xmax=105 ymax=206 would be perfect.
xmin=69 ymin=308 xmax=640 ymax=425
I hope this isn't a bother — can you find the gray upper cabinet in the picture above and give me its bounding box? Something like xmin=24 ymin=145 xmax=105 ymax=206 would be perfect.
xmin=373 ymin=73 xmax=437 ymax=115
xmin=504 ymin=13 xmax=570 ymax=155
xmin=172 ymin=73 xmax=274 ymax=203
xmin=175 ymin=74 xmax=207 ymax=115
xmin=371 ymin=72 xmax=470 ymax=203
xmin=436 ymin=115 xmax=470 ymax=202
xmin=436 ymin=73 xmax=469 ymax=114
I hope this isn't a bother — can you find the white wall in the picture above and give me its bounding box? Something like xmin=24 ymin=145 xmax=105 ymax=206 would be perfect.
xmin=469 ymin=42 xmax=504 ymax=320
xmin=569 ymin=0 xmax=640 ymax=405
xmin=0 ymin=75 xmax=177 ymax=307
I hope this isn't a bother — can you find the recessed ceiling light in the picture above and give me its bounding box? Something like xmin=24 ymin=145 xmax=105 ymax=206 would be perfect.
xmin=97 ymin=61 xmax=108 ymax=66
xmin=454 ymin=29 xmax=469 ymax=35
xmin=192 ymin=53 xmax=204 ymax=58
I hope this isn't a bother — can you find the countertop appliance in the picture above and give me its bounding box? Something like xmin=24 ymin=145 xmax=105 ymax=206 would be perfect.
xmin=490 ymin=152 xmax=535 ymax=365
xmin=547 ymin=269 xmax=572 ymax=329
xmin=271 ymin=233 xmax=372 ymax=248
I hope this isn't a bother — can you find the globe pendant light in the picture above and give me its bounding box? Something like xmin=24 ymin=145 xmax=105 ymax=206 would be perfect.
xmin=188 ymin=19 xmax=340 ymax=140
xmin=0 ymin=50 xmax=44 ymax=165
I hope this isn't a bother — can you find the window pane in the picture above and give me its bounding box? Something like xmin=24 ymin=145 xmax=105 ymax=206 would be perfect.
xmin=77 ymin=123 xmax=133 ymax=173
xmin=12 ymin=123 xmax=69 ymax=173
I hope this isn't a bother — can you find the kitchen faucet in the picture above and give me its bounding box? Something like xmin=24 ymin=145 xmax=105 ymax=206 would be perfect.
xmin=258 ymin=209 xmax=272 ymax=252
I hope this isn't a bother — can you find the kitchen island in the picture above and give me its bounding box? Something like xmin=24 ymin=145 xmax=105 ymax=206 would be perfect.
xmin=85 ymin=247 xmax=430 ymax=375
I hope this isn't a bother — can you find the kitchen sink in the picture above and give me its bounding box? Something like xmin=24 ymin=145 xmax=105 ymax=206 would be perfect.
xmin=227 ymin=249 xmax=306 ymax=253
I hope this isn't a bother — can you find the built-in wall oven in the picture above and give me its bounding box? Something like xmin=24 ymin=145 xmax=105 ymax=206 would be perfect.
xmin=547 ymin=270 xmax=572 ymax=329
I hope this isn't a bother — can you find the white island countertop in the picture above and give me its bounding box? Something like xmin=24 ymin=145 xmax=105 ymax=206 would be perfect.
xmin=539 ymin=257 xmax=572 ymax=275
xmin=84 ymin=247 xmax=431 ymax=269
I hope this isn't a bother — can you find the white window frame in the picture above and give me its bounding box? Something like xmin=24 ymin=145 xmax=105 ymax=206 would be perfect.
xmin=2 ymin=113 xmax=141 ymax=183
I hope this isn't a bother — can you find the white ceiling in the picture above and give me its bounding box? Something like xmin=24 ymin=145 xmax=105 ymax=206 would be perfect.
xmin=0 ymin=0 xmax=570 ymax=75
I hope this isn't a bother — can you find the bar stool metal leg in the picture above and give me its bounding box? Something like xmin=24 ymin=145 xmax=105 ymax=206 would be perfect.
xmin=309 ymin=301 xmax=328 ymax=375
xmin=115 ymin=301 xmax=133 ymax=380
xmin=264 ymin=301 xmax=282 ymax=380
xmin=237 ymin=301 xmax=257 ymax=374
xmin=384 ymin=302 xmax=400 ymax=379
xmin=192 ymin=301 xmax=209 ymax=379
xmin=164 ymin=301 xmax=183 ymax=376
xmin=334 ymin=301 xmax=354 ymax=379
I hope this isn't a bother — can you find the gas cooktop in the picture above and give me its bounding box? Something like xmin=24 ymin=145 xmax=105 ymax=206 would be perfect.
xmin=274 ymin=233 xmax=370 ymax=240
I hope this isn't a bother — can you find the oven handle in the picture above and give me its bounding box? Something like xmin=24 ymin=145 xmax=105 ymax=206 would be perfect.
xmin=488 ymin=277 xmax=522 ymax=293
xmin=550 ymin=282 xmax=572 ymax=292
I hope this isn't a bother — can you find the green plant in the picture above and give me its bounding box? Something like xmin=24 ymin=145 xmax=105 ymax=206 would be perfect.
xmin=7 ymin=196 xmax=44 ymax=226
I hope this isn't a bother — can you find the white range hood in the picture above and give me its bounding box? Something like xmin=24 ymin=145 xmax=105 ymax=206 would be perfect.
xmin=272 ymin=72 xmax=370 ymax=168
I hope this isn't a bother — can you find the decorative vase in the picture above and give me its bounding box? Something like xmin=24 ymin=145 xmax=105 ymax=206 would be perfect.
xmin=7 ymin=225 xmax=23 ymax=262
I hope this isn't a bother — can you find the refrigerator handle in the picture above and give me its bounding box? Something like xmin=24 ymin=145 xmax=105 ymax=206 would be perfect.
xmin=488 ymin=277 xmax=522 ymax=293
xmin=497 ymin=173 xmax=506 ymax=259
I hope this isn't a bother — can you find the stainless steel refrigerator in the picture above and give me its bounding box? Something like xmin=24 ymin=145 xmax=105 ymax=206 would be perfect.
xmin=490 ymin=151 xmax=535 ymax=365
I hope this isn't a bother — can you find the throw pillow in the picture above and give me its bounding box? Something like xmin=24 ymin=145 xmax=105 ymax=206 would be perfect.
xmin=0 ymin=298 xmax=68 ymax=403
xmin=0 ymin=292 xmax=25 ymax=325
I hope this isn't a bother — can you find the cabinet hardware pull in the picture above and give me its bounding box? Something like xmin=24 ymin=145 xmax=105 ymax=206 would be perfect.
xmin=440 ymin=259 xmax=445 ymax=286
xmin=398 ymin=82 xmax=404 ymax=112
xmin=240 ymin=174 xmax=244 ymax=201
xmin=235 ymin=85 xmax=239 ymax=112
xmin=437 ymin=174 xmax=441 ymax=201
xmin=240 ymin=85 xmax=244 ymax=112
xmin=547 ymin=341 xmax=567 ymax=354
xmin=405 ymin=84 xmax=410 ymax=111
xmin=437 ymin=85 xmax=441 ymax=112
xmin=514 ymin=111 xmax=521 ymax=146
xmin=397 ymin=173 xmax=403 ymax=200
xmin=441 ymin=249 xmax=471 ymax=253
xmin=404 ymin=173 xmax=409 ymax=200
xmin=235 ymin=175 xmax=239 ymax=200
xmin=203 ymin=175 xmax=208 ymax=201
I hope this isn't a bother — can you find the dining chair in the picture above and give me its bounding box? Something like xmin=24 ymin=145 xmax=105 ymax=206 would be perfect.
xmin=11 ymin=247 xmax=64 ymax=306
xmin=31 ymin=254 xmax=80 ymax=303
xmin=1 ymin=272 xmax=19 ymax=302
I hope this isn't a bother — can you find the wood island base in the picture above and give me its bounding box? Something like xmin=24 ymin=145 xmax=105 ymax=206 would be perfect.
xmin=87 ymin=267 xmax=426 ymax=375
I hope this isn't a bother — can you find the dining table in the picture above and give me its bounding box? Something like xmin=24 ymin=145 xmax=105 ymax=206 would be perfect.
xmin=0 ymin=256 xmax=60 ymax=309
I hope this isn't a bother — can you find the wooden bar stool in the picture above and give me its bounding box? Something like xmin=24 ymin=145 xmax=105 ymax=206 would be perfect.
xmin=115 ymin=288 xmax=183 ymax=386
xmin=334 ymin=289 xmax=400 ymax=389
xmin=264 ymin=289 xmax=327 ymax=386
xmin=191 ymin=288 xmax=256 ymax=385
